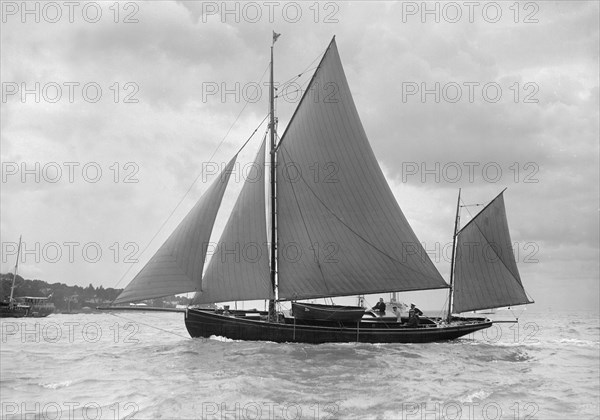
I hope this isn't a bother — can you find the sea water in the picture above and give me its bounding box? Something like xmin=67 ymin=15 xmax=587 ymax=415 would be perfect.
xmin=0 ymin=309 xmax=598 ymax=420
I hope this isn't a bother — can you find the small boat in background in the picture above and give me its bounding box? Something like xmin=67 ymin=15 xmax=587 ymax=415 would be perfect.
xmin=0 ymin=236 xmax=31 ymax=318
xmin=0 ymin=236 xmax=54 ymax=318
xmin=21 ymin=296 xmax=54 ymax=317
xmin=0 ymin=301 xmax=30 ymax=318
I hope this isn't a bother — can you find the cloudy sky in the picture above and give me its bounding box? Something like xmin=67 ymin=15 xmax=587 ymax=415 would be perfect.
xmin=1 ymin=1 xmax=598 ymax=311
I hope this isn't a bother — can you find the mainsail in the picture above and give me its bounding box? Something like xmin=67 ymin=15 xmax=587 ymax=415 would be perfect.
xmin=275 ymin=38 xmax=448 ymax=300
xmin=114 ymin=158 xmax=237 ymax=304
xmin=193 ymin=139 xmax=272 ymax=304
xmin=115 ymin=37 xmax=450 ymax=306
xmin=452 ymin=192 xmax=533 ymax=313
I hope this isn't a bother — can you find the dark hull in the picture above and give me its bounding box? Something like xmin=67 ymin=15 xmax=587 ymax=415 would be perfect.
xmin=0 ymin=304 xmax=53 ymax=318
xmin=0 ymin=304 xmax=30 ymax=318
xmin=184 ymin=309 xmax=492 ymax=344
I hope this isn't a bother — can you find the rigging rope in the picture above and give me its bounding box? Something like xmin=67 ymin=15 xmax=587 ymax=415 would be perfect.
xmin=235 ymin=114 xmax=270 ymax=156
xmin=271 ymin=50 xmax=325 ymax=127
xmin=107 ymin=312 xmax=192 ymax=340
xmin=276 ymin=67 xmax=319 ymax=100
xmin=277 ymin=44 xmax=326 ymax=90
xmin=275 ymin=43 xmax=332 ymax=151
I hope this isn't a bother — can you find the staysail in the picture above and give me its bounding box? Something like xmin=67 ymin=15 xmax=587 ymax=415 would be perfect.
xmin=275 ymin=38 xmax=448 ymax=300
xmin=114 ymin=158 xmax=237 ymax=304
xmin=452 ymin=192 xmax=533 ymax=313
xmin=193 ymin=139 xmax=272 ymax=304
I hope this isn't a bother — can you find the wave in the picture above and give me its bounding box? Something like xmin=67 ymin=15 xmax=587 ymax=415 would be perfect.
xmin=460 ymin=389 xmax=492 ymax=403
xmin=556 ymin=338 xmax=600 ymax=348
xmin=38 ymin=380 xmax=73 ymax=389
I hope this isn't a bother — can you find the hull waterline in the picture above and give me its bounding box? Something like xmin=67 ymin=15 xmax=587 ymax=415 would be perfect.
xmin=184 ymin=309 xmax=492 ymax=344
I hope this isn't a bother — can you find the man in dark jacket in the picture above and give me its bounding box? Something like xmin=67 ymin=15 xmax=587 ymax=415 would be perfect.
xmin=372 ymin=298 xmax=386 ymax=315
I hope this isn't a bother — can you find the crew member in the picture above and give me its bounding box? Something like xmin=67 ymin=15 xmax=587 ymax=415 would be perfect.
xmin=407 ymin=303 xmax=423 ymax=327
xmin=392 ymin=306 xmax=403 ymax=323
xmin=372 ymin=298 xmax=386 ymax=316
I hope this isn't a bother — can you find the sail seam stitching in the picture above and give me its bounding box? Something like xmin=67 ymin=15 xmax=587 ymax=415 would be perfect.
xmin=280 ymin=148 xmax=332 ymax=295
xmin=465 ymin=201 xmax=525 ymax=289
xmin=279 ymin=146 xmax=446 ymax=285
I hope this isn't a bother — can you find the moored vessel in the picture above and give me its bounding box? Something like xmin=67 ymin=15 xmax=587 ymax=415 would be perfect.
xmin=0 ymin=236 xmax=31 ymax=318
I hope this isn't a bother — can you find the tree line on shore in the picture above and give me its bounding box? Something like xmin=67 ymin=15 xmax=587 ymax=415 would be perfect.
xmin=0 ymin=274 xmax=193 ymax=312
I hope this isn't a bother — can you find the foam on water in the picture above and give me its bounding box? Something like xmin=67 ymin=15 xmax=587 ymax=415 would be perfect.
xmin=557 ymin=338 xmax=600 ymax=347
xmin=38 ymin=380 xmax=73 ymax=390
xmin=460 ymin=389 xmax=492 ymax=403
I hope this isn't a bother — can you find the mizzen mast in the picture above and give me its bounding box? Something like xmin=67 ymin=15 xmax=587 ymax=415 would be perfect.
xmin=447 ymin=189 xmax=461 ymax=323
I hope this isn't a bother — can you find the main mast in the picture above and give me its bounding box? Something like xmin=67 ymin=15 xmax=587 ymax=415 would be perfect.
xmin=268 ymin=32 xmax=279 ymax=321
xmin=447 ymin=189 xmax=461 ymax=323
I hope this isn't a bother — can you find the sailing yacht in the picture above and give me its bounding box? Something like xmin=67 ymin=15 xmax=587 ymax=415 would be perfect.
xmin=112 ymin=36 xmax=533 ymax=343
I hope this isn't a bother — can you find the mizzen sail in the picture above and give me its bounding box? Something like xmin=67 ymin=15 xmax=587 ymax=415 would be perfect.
xmin=276 ymin=38 xmax=448 ymax=300
xmin=452 ymin=192 xmax=533 ymax=313
xmin=193 ymin=139 xmax=271 ymax=304
xmin=114 ymin=157 xmax=237 ymax=304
